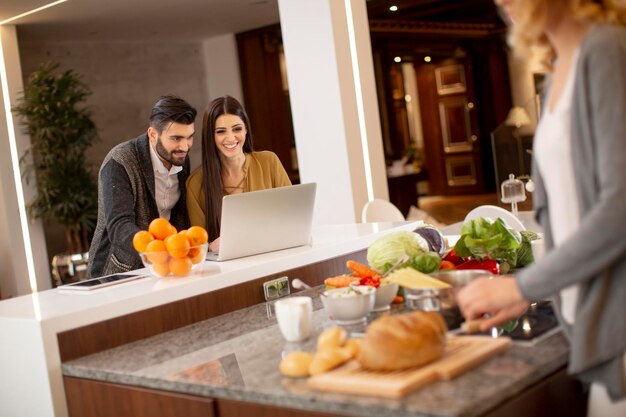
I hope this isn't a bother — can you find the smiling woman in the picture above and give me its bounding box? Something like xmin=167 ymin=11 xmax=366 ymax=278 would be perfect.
xmin=185 ymin=95 xmax=291 ymax=251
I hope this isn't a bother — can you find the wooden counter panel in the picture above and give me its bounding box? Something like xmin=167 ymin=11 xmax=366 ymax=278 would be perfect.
xmin=64 ymin=376 xmax=215 ymax=417
xmin=217 ymin=398 xmax=338 ymax=417
xmin=58 ymin=249 xmax=367 ymax=362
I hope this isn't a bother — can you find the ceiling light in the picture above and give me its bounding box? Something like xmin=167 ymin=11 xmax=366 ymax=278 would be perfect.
xmin=389 ymin=5 xmax=398 ymax=12
xmin=424 ymin=56 xmax=432 ymax=63
xmin=394 ymin=56 xmax=401 ymax=63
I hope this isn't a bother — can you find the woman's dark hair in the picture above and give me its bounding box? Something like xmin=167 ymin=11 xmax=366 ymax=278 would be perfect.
xmin=149 ymin=95 xmax=197 ymax=133
xmin=201 ymin=95 xmax=254 ymax=239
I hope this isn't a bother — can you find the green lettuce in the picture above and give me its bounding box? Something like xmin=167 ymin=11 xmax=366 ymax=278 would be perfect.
xmin=454 ymin=217 xmax=522 ymax=268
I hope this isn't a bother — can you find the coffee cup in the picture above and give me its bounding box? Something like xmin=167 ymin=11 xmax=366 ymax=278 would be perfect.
xmin=275 ymin=296 xmax=313 ymax=342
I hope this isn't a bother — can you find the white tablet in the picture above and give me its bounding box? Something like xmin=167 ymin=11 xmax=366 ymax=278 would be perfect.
xmin=58 ymin=273 xmax=147 ymax=291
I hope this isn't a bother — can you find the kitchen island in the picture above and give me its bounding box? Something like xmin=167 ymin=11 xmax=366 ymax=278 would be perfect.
xmin=61 ymin=287 xmax=585 ymax=417
xmin=0 ymin=221 xmax=420 ymax=417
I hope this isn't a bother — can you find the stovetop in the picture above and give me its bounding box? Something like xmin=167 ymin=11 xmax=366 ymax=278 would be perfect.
xmin=442 ymin=300 xmax=560 ymax=343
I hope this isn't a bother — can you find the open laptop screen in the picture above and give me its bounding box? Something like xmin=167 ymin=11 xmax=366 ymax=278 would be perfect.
xmin=206 ymin=182 xmax=316 ymax=261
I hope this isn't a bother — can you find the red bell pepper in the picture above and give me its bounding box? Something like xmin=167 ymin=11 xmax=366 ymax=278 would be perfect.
xmin=456 ymin=259 xmax=500 ymax=275
xmin=443 ymin=248 xmax=464 ymax=266
xmin=359 ymin=275 xmax=381 ymax=288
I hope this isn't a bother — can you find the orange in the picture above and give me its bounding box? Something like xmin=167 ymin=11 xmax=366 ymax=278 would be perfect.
xmin=186 ymin=226 xmax=209 ymax=246
xmin=188 ymin=247 xmax=204 ymax=264
xmin=169 ymin=256 xmax=192 ymax=277
xmin=151 ymin=261 xmax=170 ymax=277
xmin=166 ymin=233 xmax=190 ymax=258
xmin=149 ymin=218 xmax=174 ymax=240
xmin=144 ymin=239 xmax=169 ymax=264
xmin=132 ymin=230 xmax=154 ymax=252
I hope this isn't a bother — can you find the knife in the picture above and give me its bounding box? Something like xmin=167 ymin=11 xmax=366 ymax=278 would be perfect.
xmin=447 ymin=319 xmax=485 ymax=336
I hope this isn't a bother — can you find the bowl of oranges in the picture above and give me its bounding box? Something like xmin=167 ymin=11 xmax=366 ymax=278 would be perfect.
xmin=133 ymin=218 xmax=209 ymax=277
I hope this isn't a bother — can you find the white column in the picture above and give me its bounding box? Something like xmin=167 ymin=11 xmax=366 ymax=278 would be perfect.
xmin=0 ymin=25 xmax=51 ymax=296
xmin=278 ymin=0 xmax=388 ymax=225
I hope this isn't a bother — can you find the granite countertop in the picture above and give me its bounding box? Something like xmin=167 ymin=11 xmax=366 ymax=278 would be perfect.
xmin=62 ymin=288 xmax=569 ymax=417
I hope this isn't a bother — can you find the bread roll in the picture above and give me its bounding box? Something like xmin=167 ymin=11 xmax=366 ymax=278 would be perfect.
xmin=279 ymin=351 xmax=314 ymax=377
xmin=316 ymin=327 xmax=347 ymax=352
xmin=309 ymin=346 xmax=353 ymax=375
xmin=357 ymin=311 xmax=447 ymax=371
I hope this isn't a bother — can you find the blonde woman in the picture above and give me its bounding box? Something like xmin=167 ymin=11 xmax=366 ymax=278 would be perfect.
xmin=457 ymin=1 xmax=626 ymax=415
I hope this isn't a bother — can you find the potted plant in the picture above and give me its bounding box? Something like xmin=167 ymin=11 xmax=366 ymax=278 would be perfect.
xmin=13 ymin=62 xmax=98 ymax=286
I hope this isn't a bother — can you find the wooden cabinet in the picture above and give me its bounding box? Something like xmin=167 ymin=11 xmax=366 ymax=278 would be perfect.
xmin=64 ymin=377 xmax=216 ymax=417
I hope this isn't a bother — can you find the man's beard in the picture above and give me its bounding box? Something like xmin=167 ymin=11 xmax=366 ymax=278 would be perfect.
xmin=156 ymin=136 xmax=186 ymax=167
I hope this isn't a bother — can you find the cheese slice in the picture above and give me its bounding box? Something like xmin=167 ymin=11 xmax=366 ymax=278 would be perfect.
xmin=388 ymin=267 xmax=452 ymax=289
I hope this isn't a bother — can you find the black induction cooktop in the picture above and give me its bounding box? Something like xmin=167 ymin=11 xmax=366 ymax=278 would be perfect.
xmin=442 ymin=300 xmax=560 ymax=342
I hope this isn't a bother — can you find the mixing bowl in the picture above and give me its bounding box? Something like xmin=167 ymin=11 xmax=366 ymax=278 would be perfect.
xmin=404 ymin=269 xmax=493 ymax=311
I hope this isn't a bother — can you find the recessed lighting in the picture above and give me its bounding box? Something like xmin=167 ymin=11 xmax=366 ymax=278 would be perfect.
xmin=394 ymin=56 xmax=402 ymax=63
xmin=424 ymin=56 xmax=432 ymax=63
xmin=389 ymin=5 xmax=398 ymax=12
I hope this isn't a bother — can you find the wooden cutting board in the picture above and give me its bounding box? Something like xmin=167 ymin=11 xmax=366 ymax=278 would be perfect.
xmin=307 ymin=336 xmax=511 ymax=398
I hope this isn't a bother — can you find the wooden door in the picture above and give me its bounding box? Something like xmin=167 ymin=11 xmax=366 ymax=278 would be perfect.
xmin=416 ymin=57 xmax=484 ymax=195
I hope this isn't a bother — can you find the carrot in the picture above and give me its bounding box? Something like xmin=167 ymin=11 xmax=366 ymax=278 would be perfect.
xmin=392 ymin=295 xmax=405 ymax=304
xmin=324 ymin=275 xmax=358 ymax=288
xmin=346 ymin=260 xmax=381 ymax=278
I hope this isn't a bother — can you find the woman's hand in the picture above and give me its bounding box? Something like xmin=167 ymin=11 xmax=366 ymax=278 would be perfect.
xmin=456 ymin=277 xmax=529 ymax=332
xmin=208 ymin=237 xmax=221 ymax=252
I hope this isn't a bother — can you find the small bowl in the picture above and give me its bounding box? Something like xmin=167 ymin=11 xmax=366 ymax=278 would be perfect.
xmin=373 ymin=281 xmax=400 ymax=312
xmin=404 ymin=269 xmax=493 ymax=311
xmin=140 ymin=243 xmax=208 ymax=278
xmin=321 ymin=285 xmax=375 ymax=324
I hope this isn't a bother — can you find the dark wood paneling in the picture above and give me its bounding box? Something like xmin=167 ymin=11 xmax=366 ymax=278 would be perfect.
xmin=217 ymin=398 xmax=338 ymax=417
xmin=64 ymin=377 xmax=215 ymax=417
xmin=236 ymin=24 xmax=298 ymax=182
xmin=58 ymin=250 xmax=367 ymax=362
xmin=483 ymin=368 xmax=587 ymax=417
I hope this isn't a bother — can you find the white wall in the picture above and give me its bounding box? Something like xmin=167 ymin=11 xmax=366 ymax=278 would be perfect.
xmin=17 ymin=39 xmax=209 ymax=262
xmin=201 ymin=33 xmax=244 ymax=105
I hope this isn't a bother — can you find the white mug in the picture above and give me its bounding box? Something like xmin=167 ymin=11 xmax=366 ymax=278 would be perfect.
xmin=275 ymin=296 xmax=313 ymax=342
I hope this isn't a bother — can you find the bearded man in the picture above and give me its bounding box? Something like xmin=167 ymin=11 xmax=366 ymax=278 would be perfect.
xmin=89 ymin=95 xmax=197 ymax=277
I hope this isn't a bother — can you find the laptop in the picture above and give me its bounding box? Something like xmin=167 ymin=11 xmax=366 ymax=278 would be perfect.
xmin=206 ymin=182 xmax=317 ymax=261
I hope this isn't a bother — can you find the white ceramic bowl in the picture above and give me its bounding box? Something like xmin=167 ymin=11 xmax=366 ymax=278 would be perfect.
xmin=373 ymin=281 xmax=400 ymax=312
xmin=321 ymin=285 xmax=375 ymax=324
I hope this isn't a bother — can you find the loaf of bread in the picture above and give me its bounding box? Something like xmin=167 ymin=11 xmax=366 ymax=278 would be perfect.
xmin=357 ymin=311 xmax=447 ymax=371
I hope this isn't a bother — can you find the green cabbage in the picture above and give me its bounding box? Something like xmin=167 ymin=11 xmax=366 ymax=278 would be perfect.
xmin=367 ymin=231 xmax=429 ymax=274
xmin=411 ymin=252 xmax=441 ymax=274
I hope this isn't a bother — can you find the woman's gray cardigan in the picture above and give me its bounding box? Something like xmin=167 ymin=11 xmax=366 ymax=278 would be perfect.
xmin=516 ymin=25 xmax=626 ymax=400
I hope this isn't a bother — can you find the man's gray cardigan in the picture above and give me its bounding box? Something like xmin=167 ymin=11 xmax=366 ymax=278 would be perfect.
xmin=88 ymin=133 xmax=190 ymax=278
xmin=517 ymin=25 xmax=626 ymax=400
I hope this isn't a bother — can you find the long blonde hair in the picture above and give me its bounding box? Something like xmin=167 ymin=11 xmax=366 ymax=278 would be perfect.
xmin=508 ymin=0 xmax=626 ymax=66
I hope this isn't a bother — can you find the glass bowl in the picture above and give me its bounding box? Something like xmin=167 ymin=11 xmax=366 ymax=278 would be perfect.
xmin=139 ymin=243 xmax=208 ymax=277
xmin=404 ymin=269 xmax=493 ymax=311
